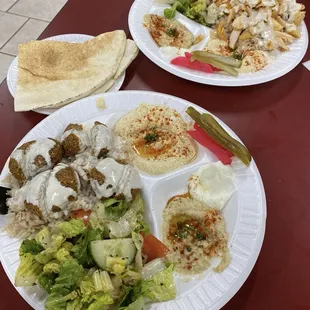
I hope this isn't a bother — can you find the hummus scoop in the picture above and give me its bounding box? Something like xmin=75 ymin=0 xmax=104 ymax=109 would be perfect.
xmin=9 ymin=138 xmax=64 ymax=182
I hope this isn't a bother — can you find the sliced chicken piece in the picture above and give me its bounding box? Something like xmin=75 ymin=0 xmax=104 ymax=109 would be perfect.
xmin=229 ymin=29 xmax=242 ymax=49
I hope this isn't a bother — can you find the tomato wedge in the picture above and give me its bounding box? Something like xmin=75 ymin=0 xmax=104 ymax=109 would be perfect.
xmin=142 ymin=233 xmax=169 ymax=262
xmin=71 ymin=209 xmax=91 ymax=225
xmin=171 ymin=55 xmax=214 ymax=73
xmin=188 ymin=123 xmax=233 ymax=165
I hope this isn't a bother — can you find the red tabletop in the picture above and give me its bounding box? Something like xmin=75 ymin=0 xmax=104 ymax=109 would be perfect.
xmin=0 ymin=0 xmax=310 ymax=309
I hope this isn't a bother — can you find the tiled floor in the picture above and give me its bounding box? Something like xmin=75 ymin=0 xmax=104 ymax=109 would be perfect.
xmin=0 ymin=0 xmax=67 ymax=84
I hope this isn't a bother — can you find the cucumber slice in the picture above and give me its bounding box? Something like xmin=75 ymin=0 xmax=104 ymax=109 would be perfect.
xmin=90 ymin=238 xmax=136 ymax=270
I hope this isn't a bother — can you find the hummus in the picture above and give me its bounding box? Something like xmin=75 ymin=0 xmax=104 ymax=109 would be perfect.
xmin=162 ymin=196 xmax=230 ymax=275
xmin=114 ymin=104 xmax=197 ymax=174
xmin=239 ymin=50 xmax=269 ymax=72
xmin=143 ymin=14 xmax=194 ymax=48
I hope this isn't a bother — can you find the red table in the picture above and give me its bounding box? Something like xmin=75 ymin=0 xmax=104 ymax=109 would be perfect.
xmin=0 ymin=0 xmax=309 ymax=309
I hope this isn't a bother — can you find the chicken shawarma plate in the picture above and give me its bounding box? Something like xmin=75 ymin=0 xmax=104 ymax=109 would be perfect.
xmin=141 ymin=0 xmax=306 ymax=76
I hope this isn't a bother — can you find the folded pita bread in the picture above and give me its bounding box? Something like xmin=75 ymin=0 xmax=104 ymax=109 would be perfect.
xmin=14 ymin=30 xmax=127 ymax=111
xmin=92 ymin=39 xmax=139 ymax=95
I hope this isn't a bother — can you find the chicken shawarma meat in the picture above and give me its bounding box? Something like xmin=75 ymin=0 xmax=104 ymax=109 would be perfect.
xmin=61 ymin=123 xmax=89 ymax=157
xmin=7 ymin=164 xmax=80 ymax=219
xmin=9 ymin=138 xmax=64 ymax=182
xmin=90 ymin=158 xmax=141 ymax=201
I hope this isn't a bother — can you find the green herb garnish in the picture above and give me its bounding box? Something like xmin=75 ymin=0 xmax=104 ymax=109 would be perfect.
xmin=144 ymin=133 xmax=158 ymax=143
xmin=195 ymin=232 xmax=205 ymax=241
xmin=166 ymin=28 xmax=177 ymax=37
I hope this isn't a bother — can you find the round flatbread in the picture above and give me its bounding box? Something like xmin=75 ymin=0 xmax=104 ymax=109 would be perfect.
xmin=14 ymin=30 xmax=127 ymax=111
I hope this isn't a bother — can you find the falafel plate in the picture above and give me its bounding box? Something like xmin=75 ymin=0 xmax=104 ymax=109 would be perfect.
xmin=0 ymin=91 xmax=266 ymax=310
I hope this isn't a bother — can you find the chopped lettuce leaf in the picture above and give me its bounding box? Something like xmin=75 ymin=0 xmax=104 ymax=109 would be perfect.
xmin=44 ymin=261 xmax=60 ymax=274
xmin=100 ymin=271 xmax=114 ymax=293
xmin=35 ymin=227 xmax=52 ymax=249
xmin=91 ymin=270 xmax=114 ymax=293
xmin=132 ymin=232 xmax=143 ymax=250
xmin=38 ymin=273 xmax=57 ymax=293
xmin=66 ymin=297 xmax=83 ymax=310
xmin=141 ymin=258 xmax=166 ymax=280
xmin=107 ymin=209 xmax=139 ymax=238
xmin=62 ymin=242 xmax=74 ymax=251
xmin=56 ymin=219 xmax=86 ymax=238
xmin=51 ymin=233 xmax=67 ymax=248
xmin=80 ymin=276 xmax=96 ymax=301
xmin=104 ymin=199 xmax=130 ymax=220
xmin=132 ymin=233 xmax=144 ymax=271
xmin=56 ymin=248 xmax=71 ymax=263
xmin=87 ymin=292 xmax=113 ymax=310
xmin=118 ymin=282 xmax=142 ymax=308
xmin=119 ymin=296 xmax=145 ymax=310
xmin=45 ymin=291 xmax=78 ymax=310
xmin=141 ymin=265 xmax=176 ymax=301
xmin=131 ymin=193 xmax=144 ymax=213
xmin=51 ymin=260 xmax=85 ymax=294
xmin=71 ymin=228 xmax=102 ymax=267
xmin=35 ymin=233 xmax=67 ymax=265
xmin=35 ymin=247 xmax=56 ymax=265
xmin=20 ymin=239 xmax=44 ymax=255
xmin=15 ymin=253 xmax=43 ymax=286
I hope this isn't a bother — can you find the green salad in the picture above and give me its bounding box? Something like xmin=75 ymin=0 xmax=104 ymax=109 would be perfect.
xmin=15 ymin=193 xmax=176 ymax=310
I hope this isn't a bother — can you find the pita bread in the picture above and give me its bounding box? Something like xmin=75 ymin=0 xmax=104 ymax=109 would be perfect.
xmin=14 ymin=30 xmax=127 ymax=111
xmin=91 ymin=39 xmax=139 ymax=95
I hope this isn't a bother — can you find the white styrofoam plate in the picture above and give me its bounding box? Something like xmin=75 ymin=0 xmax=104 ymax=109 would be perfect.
xmin=6 ymin=34 xmax=125 ymax=115
xmin=0 ymin=91 xmax=266 ymax=310
xmin=128 ymin=0 xmax=308 ymax=86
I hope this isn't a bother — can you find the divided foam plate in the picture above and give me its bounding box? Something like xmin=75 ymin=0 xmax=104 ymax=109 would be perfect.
xmin=0 ymin=91 xmax=266 ymax=310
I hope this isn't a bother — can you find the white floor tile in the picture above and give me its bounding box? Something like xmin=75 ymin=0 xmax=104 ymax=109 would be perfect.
xmin=9 ymin=0 xmax=67 ymax=22
xmin=0 ymin=12 xmax=27 ymax=49
xmin=0 ymin=0 xmax=17 ymax=11
xmin=0 ymin=53 xmax=14 ymax=85
xmin=1 ymin=19 xmax=49 ymax=56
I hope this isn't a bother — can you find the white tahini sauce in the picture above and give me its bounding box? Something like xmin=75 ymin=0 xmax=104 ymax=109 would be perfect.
xmin=45 ymin=164 xmax=79 ymax=213
xmin=89 ymin=124 xmax=114 ymax=157
xmin=90 ymin=158 xmax=141 ymax=201
xmin=11 ymin=139 xmax=56 ymax=179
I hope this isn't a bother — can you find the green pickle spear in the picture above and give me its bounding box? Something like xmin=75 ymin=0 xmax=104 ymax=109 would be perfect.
xmin=186 ymin=107 xmax=252 ymax=166
xmin=192 ymin=51 xmax=242 ymax=68
xmin=190 ymin=55 xmax=239 ymax=77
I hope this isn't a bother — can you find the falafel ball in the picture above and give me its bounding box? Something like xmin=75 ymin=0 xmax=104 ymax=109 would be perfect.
xmin=9 ymin=138 xmax=64 ymax=182
xmin=61 ymin=123 xmax=88 ymax=157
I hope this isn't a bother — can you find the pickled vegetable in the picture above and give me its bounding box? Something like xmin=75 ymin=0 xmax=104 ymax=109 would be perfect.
xmin=186 ymin=107 xmax=252 ymax=166
xmin=192 ymin=51 xmax=242 ymax=68
xmin=191 ymin=54 xmax=239 ymax=76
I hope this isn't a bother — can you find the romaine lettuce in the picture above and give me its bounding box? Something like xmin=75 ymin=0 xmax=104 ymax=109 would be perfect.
xmin=43 ymin=261 xmax=60 ymax=274
xmin=71 ymin=228 xmax=102 ymax=267
xmin=38 ymin=272 xmax=57 ymax=293
xmin=56 ymin=219 xmax=86 ymax=238
xmin=119 ymin=296 xmax=145 ymax=310
xmin=51 ymin=259 xmax=85 ymax=294
xmin=87 ymin=292 xmax=113 ymax=310
xmin=141 ymin=264 xmax=176 ymax=301
xmin=15 ymin=253 xmax=43 ymax=286
xmin=35 ymin=227 xmax=52 ymax=249
xmin=66 ymin=297 xmax=83 ymax=310
xmin=20 ymin=239 xmax=44 ymax=255
xmin=45 ymin=291 xmax=78 ymax=310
